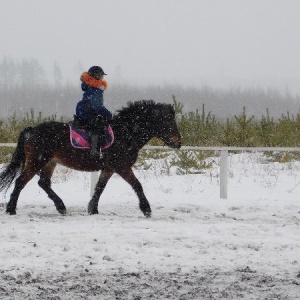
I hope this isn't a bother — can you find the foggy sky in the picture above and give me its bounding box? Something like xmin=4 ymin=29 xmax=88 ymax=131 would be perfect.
xmin=1 ymin=0 xmax=300 ymax=93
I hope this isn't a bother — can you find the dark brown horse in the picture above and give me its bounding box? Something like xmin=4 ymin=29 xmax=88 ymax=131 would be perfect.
xmin=0 ymin=100 xmax=181 ymax=216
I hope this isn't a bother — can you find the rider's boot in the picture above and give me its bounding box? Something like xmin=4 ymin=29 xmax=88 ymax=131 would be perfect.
xmin=90 ymin=134 xmax=99 ymax=158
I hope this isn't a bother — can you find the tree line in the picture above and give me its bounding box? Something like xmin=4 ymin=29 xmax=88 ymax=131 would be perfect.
xmin=1 ymin=96 xmax=300 ymax=163
xmin=1 ymin=56 xmax=300 ymax=121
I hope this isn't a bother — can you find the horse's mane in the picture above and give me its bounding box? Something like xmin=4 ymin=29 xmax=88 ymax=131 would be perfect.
xmin=113 ymin=100 xmax=174 ymax=125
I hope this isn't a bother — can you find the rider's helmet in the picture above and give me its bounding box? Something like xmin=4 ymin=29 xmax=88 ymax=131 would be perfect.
xmin=88 ymin=66 xmax=107 ymax=79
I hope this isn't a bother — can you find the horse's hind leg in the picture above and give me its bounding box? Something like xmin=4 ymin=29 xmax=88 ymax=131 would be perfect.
xmin=6 ymin=171 xmax=34 ymax=215
xmin=6 ymin=164 xmax=42 ymax=215
xmin=38 ymin=161 xmax=66 ymax=215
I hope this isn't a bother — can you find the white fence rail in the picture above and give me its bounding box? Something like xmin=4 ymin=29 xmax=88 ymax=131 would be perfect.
xmin=1 ymin=143 xmax=300 ymax=199
xmin=90 ymin=145 xmax=300 ymax=198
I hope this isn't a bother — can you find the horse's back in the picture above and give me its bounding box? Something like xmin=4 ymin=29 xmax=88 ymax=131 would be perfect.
xmin=30 ymin=121 xmax=69 ymax=135
xmin=34 ymin=121 xmax=68 ymax=130
xmin=24 ymin=121 xmax=70 ymax=149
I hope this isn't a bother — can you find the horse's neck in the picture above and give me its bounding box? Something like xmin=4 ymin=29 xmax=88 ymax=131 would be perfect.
xmin=117 ymin=121 xmax=152 ymax=149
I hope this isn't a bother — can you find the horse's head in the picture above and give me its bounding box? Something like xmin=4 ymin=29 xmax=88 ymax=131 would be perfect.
xmin=152 ymin=104 xmax=182 ymax=149
xmin=115 ymin=100 xmax=182 ymax=149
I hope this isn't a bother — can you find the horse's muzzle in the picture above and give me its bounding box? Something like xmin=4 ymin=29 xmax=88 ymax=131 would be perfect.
xmin=167 ymin=135 xmax=182 ymax=149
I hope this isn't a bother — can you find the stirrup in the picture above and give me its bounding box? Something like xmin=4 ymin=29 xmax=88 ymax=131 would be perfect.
xmin=99 ymin=149 xmax=103 ymax=159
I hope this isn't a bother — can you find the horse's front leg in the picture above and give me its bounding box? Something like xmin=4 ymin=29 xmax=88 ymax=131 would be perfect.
xmin=88 ymin=170 xmax=113 ymax=215
xmin=117 ymin=168 xmax=151 ymax=218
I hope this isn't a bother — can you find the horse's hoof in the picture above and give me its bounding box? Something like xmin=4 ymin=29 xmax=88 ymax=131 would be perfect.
xmin=57 ymin=208 xmax=67 ymax=215
xmin=143 ymin=210 xmax=151 ymax=218
xmin=88 ymin=202 xmax=99 ymax=215
xmin=6 ymin=210 xmax=16 ymax=215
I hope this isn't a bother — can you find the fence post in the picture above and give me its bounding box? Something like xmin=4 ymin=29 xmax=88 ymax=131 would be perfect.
xmin=90 ymin=172 xmax=98 ymax=196
xmin=220 ymin=149 xmax=228 ymax=199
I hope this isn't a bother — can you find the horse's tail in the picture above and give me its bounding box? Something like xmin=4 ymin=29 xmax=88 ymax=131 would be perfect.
xmin=0 ymin=126 xmax=33 ymax=193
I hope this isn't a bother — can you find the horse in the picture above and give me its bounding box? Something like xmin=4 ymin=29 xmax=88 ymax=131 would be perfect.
xmin=0 ymin=100 xmax=181 ymax=217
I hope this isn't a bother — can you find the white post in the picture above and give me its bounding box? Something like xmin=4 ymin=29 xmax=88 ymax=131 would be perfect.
xmin=220 ymin=149 xmax=228 ymax=199
xmin=90 ymin=172 xmax=99 ymax=196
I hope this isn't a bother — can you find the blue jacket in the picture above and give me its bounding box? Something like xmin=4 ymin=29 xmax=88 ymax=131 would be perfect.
xmin=75 ymin=83 xmax=112 ymax=121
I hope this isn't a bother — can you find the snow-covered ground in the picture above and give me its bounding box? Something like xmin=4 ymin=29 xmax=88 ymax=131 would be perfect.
xmin=0 ymin=152 xmax=300 ymax=299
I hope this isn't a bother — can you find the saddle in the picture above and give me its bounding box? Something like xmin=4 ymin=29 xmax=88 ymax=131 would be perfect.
xmin=69 ymin=124 xmax=114 ymax=150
